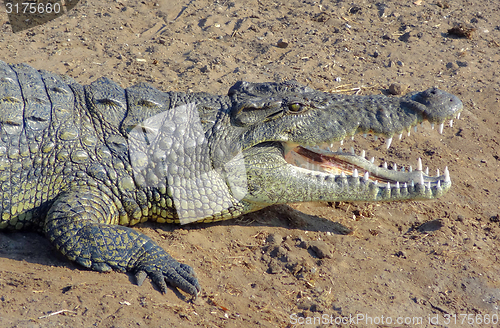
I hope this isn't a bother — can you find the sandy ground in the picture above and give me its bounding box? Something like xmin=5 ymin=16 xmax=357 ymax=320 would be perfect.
xmin=0 ymin=0 xmax=500 ymax=327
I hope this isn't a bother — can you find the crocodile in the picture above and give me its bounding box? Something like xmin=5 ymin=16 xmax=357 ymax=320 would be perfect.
xmin=0 ymin=60 xmax=463 ymax=297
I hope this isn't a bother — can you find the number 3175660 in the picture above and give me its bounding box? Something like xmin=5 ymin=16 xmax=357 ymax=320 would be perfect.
xmin=6 ymin=2 xmax=61 ymax=14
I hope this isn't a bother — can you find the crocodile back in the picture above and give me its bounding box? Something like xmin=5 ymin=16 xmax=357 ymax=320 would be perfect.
xmin=0 ymin=61 xmax=98 ymax=230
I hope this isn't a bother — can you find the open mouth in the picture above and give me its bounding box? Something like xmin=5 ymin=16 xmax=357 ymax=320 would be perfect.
xmin=283 ymin=118 xmax=459 ymax=196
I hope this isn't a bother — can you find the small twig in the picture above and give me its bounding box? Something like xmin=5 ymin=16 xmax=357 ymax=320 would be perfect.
xmin=38 ymin=309 xmax=77 ymax=319
xmin=327 ymin=83 xmax=379 ymax=95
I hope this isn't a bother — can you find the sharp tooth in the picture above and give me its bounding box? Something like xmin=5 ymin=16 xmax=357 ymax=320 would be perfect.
xmin=457 ymin=112 xmax=461 ymax=119
xmin=330 ymin=143 xmax=334 ymax=148
xmin=353 ymin=169 xmax=358 ymax=177
xmin=393 ymin=163 xmax=397 ymax=171
xmin=414 ymin=125 xmax=417 ymax=132
xmin=419 ymin=172 xmax=424 ymax=185
xmin=385 ymin=137 xmax=393 ymax=149
xmin=363 ymin=133 xmax=367 ymax=138
xmin=398 ymin=133 xmax=402 ymax=140
xmin=351 ymin=135 xmax=354 ymax=141
xmin=444 ymin=166 xmax=450 ymax=182
xmin=341 ymin=172 xmax=346 ymax=177
xmin=374 ymin=135 xmax=378 ymax=141
xmin=436 ymin=168 xmax=440 ymax=176
xmin=361 ymin=150 xmax=366 ymax=158
xmin=340 ymin=140 xmax=344 ymax=146
xmin=383 ymin=162 xmax=388 ymax=169
xmin=404 ymin=182 xmax=408 ymax=188
xmin=396 ymin=181 xmax=400 ymax=188
xmin=425 ymin=167 xmax=429 ymax=175
xmin=370 ymin=157 xmax=375 ymax=164
xmin=338 ymin=147 xmax=343 ymax=153
xmin=438 ymin=123 xmax=444 ymax=134
xmin=409 ymin=166 xmax=413 ymax=173
xmin=363 ymin=171 xmax=369 ymax=181
xmin=407 ymin=130 xmax=411 ymax=137
xmin=417 ymin=158 xmax=422 ymax=171
xmin=431 ymin=123 xmax=435 ymax=129
xmin=387 ymin=182 xmax=391 ymax=189
xmin=437 ymin=180 xmax=441 ymax=188
xmin=411 ymin=180 xmax=415 ymax=187
xmin=350 ymin=147 xmax=355 ymax=155
xmin=427 ymin=181 xmax=431 ymax=189
xmin=449 ymin=119 xmax=453 ymax=127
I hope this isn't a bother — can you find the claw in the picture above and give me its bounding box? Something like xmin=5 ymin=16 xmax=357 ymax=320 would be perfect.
xmin=135 ymin=270 xmax=148 ymax=287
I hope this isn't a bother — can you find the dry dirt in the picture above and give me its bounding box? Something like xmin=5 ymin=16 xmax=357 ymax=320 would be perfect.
xmin=1 ymin=0 xmax=500 ymax=327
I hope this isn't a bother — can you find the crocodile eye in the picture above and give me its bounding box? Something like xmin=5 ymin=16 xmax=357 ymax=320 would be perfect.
xmin=288 ymin=103 xmax=303 ymax=112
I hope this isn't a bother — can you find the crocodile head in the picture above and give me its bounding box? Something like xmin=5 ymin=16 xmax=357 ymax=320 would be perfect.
xmin=226 ymin=80 xmax=463 ymax=212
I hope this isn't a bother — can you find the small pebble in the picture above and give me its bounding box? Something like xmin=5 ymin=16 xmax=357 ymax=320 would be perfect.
xmin=448 ymin=23 xmax=475 ymax=39
xmin=268 ymin=260 xmax=282 ymax=274
xmin=277 ymin=38 xmax=289 ymax=48
xmin=308 ymin=241 xmax=333 ymax=259
xmin=388 ymin=83 xmax=408 ymax=95
xmin=399 ymin=32 xmax=411 ymax=42
xmin=266 ymin=233 xmax=283 ymax=245
xmin=418 ymin=219 xmax=444 ymax=232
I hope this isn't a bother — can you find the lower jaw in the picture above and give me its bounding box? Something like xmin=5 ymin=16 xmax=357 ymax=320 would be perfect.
xmin=284 ymin=145 xmax=449 ymax=186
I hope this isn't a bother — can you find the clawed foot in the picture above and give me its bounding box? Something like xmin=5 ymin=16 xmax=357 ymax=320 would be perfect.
xmin=134 ymin=248 xmax=201 ymax=297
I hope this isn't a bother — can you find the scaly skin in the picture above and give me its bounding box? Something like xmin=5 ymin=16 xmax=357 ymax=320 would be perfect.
xmin=0 ymin=61 xmax=463 ymax=296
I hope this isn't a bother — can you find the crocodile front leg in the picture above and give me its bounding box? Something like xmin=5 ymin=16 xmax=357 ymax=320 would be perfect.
xmin=43 ymin=188 xmax=200 ymax=296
